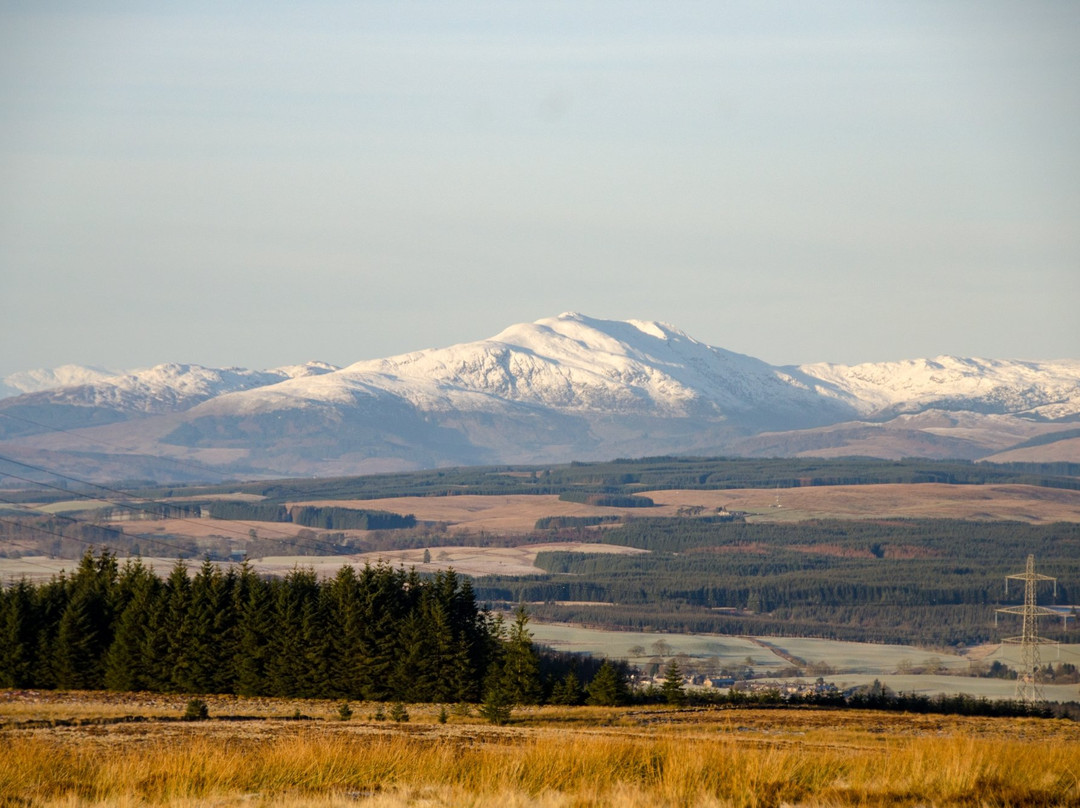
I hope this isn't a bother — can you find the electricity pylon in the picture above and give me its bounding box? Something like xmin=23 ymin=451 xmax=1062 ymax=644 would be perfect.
xmin=996 ymin=555 xmax=1070 ymax=703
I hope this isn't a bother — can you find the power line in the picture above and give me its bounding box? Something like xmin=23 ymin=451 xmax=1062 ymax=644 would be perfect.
xmin=0 ymin=454 xmax=358 ymax=556
xmin=0 ymin=407 xmax=402 ymax=512
xmin=0 ymin=473 xmax=347 ymax=560
xmin=0 ymin=515 xmax=241 ymax=585
xmin=0 ymin=494 xmax=197 ymax=559
xmin=0 ymin=529 xmax=72 ymax=577
xmin=0 ymin=409 xmax=241 ymax=482
xmin=0 ymin=408 xmax=422 ymax=537
xmin=995 ymin=554 xmax=1073 ymax=704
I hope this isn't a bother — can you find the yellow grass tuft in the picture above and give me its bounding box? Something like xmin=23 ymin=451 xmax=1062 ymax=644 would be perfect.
xmin=2 ymin=702 xmax=1078 ymax=807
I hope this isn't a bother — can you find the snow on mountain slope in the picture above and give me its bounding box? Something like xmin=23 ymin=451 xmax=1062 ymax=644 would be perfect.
xmin=1 ymin=361 xmax=341 ymax=415
xmin=214 ymin=313 xmax=851 ymax=428
xmin=267 ymin=361 xmax=340 ymax=379
xmin=3 ymin=314 xmax=1078 ymax=480
xmin=1 ymin=364 xmax=118 ymax=399
xmin=797 ymin=356 xmax=1080 ymax=419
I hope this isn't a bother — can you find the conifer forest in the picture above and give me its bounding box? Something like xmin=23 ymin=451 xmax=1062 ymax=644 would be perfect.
xmin=0 ymin=551 xmax=543 ymax=703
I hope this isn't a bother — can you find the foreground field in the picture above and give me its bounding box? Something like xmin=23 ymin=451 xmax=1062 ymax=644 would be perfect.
xmin=2 ymin=691 xmax=1079 ymax=807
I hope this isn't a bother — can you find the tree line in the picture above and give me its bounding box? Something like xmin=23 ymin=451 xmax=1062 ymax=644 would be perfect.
xmin=205 ymin=502 xmax=415 ymax=530
xmin=124 ymin=456 xmax=1080 ymax=506
xmin=0 ymin=551 xmax=499 ymax=702
xmin=0 ymin=550 xmax=630 ymax=715
xmin=474 ymin=518 xmax=1080 ymax=646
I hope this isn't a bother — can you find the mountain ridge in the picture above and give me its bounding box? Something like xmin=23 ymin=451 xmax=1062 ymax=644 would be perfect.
xmin=1 ymin=313 xmax=1077 ymax=482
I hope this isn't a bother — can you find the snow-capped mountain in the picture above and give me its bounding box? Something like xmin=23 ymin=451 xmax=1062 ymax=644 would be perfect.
xmin=1 ymin=361 xmax=340 ymax=414
xmin=796 ymin=356 xmax=1080 ymax=421
xmin=193 ymin=314 xmax=851 ymax=425
xmin=1 ymin=313 xmax=1077 ymax=482
xmin=0 ymin=364 xmax=119 ymax=399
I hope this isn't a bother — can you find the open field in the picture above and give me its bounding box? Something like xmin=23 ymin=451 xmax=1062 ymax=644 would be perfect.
xmin=4 ymin=483 xmax=1075 ymax=577
xmin=529 ymin=622 xmax=1080 ymax=700
xmin=0 ymin=541 xmax=648 ymax=584
xmin=792 ymin=673 xmax=1080 ymax=703
xmin=2 ymin=691 xmax=1079 ymax=807
xmin=529 ymin=623 xmax=788 ymax=670
xmin=645 ymin=483 xmax=1080 ymax=524
xmin=764 ymin=637 xmax=971 ymax=673
xmin=244 ymin=542 xmax=646 ymax=579
xmin=289 ymin=493 xmax=627 ymax=535
xmin=291 ymin=483 xmax=1080 ymax=532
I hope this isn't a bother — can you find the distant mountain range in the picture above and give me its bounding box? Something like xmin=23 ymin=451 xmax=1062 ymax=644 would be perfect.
xmin=2 ymin=313 xmax=1078 ymax=483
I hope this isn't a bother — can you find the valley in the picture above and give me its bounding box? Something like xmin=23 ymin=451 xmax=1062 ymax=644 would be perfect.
xmin=3 ymin=456 xmax=1080 ymax=807
xmin=3 ymin=458 xmax=1079 ymax=700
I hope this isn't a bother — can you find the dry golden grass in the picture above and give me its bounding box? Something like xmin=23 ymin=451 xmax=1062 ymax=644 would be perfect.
xmin=2 ymin=694 xmax=1079 ymax=807
xmin=648 ymin=483 xmax=1080 ymax=524
xmin=290 ymin=483 xmax=1080 ymax=535
xmin=288 ymin=494 xmax=626 ymax=535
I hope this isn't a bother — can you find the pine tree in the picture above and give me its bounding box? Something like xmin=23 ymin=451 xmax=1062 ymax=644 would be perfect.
xmin=585 ymin=661 xmax=629 ymax=706
xmin=136 ymin=573 xmax=171 ymax=691
xmin=500 ymin=605 xmax=541 ymax=705
xmin=161 ymin=560 xmax=194 ymax=692
xmin=326 ymin=565 xmax=365 ymax=699
xmin=441 ymin=572 xmax=486 ymax=703
xmin=446 ymin=635 xmax=477 ymax=704
xmin=103 ymin=559 xmax=160 ymax=691
xmin=661 ymin=659 xmax=687 ymax=705
xmin=182 ymin=559 xmax=225 ymax=693
xmin=0 ymin=580 xmax=37 ymax=688
xmin=549 ymin=669 xmax=583 ymax=706
xmin=53 ymin=550 xmax=117 ymax=690
xmin=389 ymin=608 xmax=434 ymax=703
xmin=210 ymin=566 xmax=240 ymax=694
xmin=266 ymin=575 xmax=303 ymax=697
xmin=297 ymin=579 xmax=331 ymax=698
xmin=232 ymin=563 xmax=273 ymax=697
xmin=356 ymin=563 xmax=408 ymax=701
xmin=479 ymin=676 xmax=514 ymax=725
xmin=53 ymin=591 xmax=99 ymax=689
xmin=31 ymin=576 xmax=69 ymax=689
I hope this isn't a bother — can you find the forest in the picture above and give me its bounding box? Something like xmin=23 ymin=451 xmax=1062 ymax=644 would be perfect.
xmin=475 ymin=518 xmax=1080 ymax=646
xmin=3 ymin=456 xmax=1079 ymax=650
xmin=67 ymin=456 xmax=1080 ymax=507
xmin=0 ymin=551 xmax=518 ymax=704
xmin=2 ymin=550 xmax=1070 ymax=722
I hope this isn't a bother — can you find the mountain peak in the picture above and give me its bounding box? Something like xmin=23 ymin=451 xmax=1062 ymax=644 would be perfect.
xmin=2 ymin=314 xmax=1077 ymax=481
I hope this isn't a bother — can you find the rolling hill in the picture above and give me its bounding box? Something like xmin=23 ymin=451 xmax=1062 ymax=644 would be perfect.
xmin=1 ymin=313 xmax=1077 ymax=482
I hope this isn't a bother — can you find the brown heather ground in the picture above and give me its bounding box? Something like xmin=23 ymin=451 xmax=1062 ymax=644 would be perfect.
xmin=2 ymin=691 xmax=1079 ymax=807
xmin=291 ymin=483 xmax=1080 ymax=535
xmin=2 ymin=481 xmax=1070 ymax=581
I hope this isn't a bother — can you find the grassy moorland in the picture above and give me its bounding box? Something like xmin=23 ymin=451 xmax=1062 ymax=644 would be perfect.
xmin=2 ymin=692 xmax=1079 ymax=807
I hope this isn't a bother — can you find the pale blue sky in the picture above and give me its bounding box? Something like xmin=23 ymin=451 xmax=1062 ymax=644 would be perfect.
xmin=1 ymin=1 xmax=1078 ymax=378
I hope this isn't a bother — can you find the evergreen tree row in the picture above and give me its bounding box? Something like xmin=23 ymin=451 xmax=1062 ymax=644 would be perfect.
xmin=127 ymin=456 xmax=1080 ymax=505
xmin=204 ymin=502 xmax=416 ymax=530
xmin=0 ymin=551 xmax=503 ymax=702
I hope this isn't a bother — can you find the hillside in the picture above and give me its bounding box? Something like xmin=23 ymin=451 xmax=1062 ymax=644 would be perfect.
xmin=1 ymin=313 xmax=1077 ymax=482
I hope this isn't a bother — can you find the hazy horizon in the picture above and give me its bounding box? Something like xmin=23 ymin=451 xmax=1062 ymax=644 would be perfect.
xmin=3 ymin=2 xmax=1078 ymax=378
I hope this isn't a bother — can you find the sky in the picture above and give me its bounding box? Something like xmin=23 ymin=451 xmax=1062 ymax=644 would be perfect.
xmin=1 ymin=1 xmax=1078 ymax=379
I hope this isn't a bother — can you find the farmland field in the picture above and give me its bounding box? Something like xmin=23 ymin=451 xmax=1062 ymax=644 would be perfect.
xmin=291 ymin=483 xmax=1080 ymax=532
xmin=0 ymin=540 xmax=647 ymax=584
xmin=529 ymin=623 xmax=788 ymax=670
xmin=529 ymin=622 xmax=1080 ymax=700
xmin=2 ymin=691 xmax=1078 ymax=807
